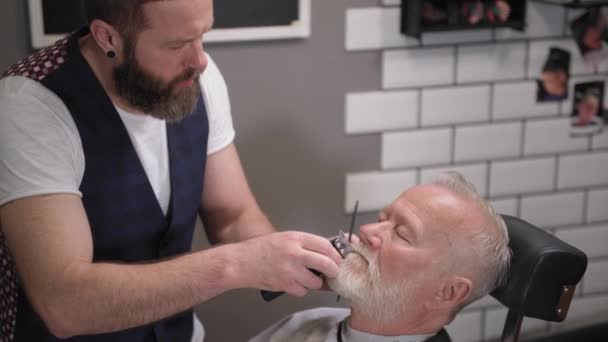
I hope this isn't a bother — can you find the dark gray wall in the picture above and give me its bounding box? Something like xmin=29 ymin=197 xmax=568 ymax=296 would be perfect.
xmin=1 ymin=0 xmax=382 ymax=340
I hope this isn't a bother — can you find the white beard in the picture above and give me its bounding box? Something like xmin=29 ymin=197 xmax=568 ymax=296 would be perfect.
xmin=327 ymin=244 xmax=415 ymax=325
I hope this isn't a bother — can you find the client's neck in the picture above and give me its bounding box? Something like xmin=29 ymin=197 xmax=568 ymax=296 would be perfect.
xmin=348 ymin=306 xmax=444 ymax=336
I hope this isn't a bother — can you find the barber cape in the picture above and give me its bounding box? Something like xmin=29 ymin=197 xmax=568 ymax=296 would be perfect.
xmin=248 ymin=308 xmax=451 ymax=342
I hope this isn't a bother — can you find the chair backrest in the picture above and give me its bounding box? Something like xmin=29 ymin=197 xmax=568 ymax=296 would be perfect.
xmin=0 ymin=230 xmax=17 ymax=342
xmin=490 ymin=215 xmax=588 ymax=342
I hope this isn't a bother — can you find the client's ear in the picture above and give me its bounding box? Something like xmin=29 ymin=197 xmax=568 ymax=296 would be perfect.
xmin=431 ymin=276 xmax=472 ymax=309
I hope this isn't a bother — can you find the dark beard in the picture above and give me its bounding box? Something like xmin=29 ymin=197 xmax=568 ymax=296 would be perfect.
xmin=113 ymin=42 xmax=201 ymax=123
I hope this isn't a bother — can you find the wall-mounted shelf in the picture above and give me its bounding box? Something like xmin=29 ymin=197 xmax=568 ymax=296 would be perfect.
xmin=401 ymin=0 xmax=527 ymax=39
xmin=532 ymin=0 xmax=608 ymax=8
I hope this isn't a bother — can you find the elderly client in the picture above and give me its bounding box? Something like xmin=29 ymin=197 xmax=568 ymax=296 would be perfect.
xmin=249 ymin=172 xmax=511 ymax=342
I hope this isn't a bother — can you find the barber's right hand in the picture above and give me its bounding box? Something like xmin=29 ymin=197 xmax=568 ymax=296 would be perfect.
xmin=233 ymin=231 xmax=342 ymax=297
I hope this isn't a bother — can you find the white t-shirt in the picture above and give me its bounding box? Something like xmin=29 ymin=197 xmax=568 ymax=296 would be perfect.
xmin=0 ymin=53 xmax=233 ymax=342
xmin=0 ymin=53 xmax=234 ymax=212
xmin=248 ymin=308 xmax=434 ymax=342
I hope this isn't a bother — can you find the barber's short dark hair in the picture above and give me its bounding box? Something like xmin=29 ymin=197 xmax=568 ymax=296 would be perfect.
xmin=84 ymin=0 xmax=161 ymax=37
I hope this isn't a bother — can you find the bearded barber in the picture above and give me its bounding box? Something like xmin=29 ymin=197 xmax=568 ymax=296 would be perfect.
xmin=0 ymin=0 xmax=342 ymax=341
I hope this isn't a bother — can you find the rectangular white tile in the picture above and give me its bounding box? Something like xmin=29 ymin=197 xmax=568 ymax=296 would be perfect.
xmin=457 ymin=43 xmax=526 ymax=83
xmin=383 ymin=47 xmax=455 ymax=88
xmin=524 ymin=118 xmax=588 ymax=156
xmin=491 ymin=198 xmax=519 ymax=217
xmin=421 ymin=30 xmax=492 ymax=46
xmin=454 ymin=122 xmax=522 ymax=162
xmin=382 ymin=128 xmax=452 ymax=169
xmin=421 ymin=85 xmax=490 ymax=126
xmin=520 ymin=192 xmax=585 ymax=228
xmin=345 ymin=170 xmax=417 ymax=213
xmin=496 ymin=1 xmax=566 ymax=40
xmin=420 ymin=163 xmax=488 ymax=196
xmin=587 ymin=188 xmax=608 ymax=223
xmin=558 ymin=152 xmax=608 ymax=189
xmin=490 ymin=157 xmax=556 ymax=197
xmin=592 ymin=129 xmax=608 ymax=149
xmin=346 ymin=7 xmax=419 ymax=51
xmin=485 ymin=307 xmax=549 ymax=341
xmin=584 ymin=260 xmax=608 ymax=295
xmin=346 ymin=90 xmax=419 ymax=134
xmin=492 ymin=81 xmax=560 ymax=120
xmin=550 ymin=295 xmax=608 ymax=333
xmin=528 ymin=40 xmax=595 ymax=79
xmin=556 ymin=224 xmax=608 ymax=258
xmin=445 ymin=311 xmax=482 ymax=342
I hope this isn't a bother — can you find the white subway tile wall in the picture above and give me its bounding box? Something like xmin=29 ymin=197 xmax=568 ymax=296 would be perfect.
xmin=346 ymin=7 xmax=418 ymax=51
xmin=454 ymin=122 xmax=522 ymax=162
xmin=489 ymin=157 xmax=556 ymax=196
xmin=587 ymin=188 xmax=608 ymax=223
xmin=344 ymin=2 xmax=608 ymax=339
xmin=558 ymin=152 xmax=608 ymax=189
xmin=492 ymin=81 xmax=560 ymax=120
xmin=592 ymin=130 xmax=608 ymax=149
xmin=524 ymin=118 xmax=588 ymax=155
xmin=383 ymin=47 xmax=455 ymax=88
xmin=345 ymin=170 xmax=417 ymax=213
xmin=457 ymin=43 xmax=527 ymax=83
xmin=556 ymin=224 xmax=608 ymax=258
xmin=520 ymin=191 xmax=585 ymax=228
xmin=583 ymin=260 xmax=608 ymax=295
xmin=382 ymin=128 xmax=452 ymax=169
xmin=421 ymin=85 xmax=491 ymax=126
xmin=345 ymin=90 xmax=419 ymax=134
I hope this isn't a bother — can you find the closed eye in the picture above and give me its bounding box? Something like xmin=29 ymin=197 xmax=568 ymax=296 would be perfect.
xmin=394 ymin=226 xmax=411 ymax=244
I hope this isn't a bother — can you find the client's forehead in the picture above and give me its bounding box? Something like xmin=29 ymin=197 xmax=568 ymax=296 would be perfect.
xmin=384 ymin=184 xmax=474 ymax=236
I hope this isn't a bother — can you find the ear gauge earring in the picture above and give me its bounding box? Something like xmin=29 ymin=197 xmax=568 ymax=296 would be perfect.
xmin=106 ymin=50 xmax=116 ymax=58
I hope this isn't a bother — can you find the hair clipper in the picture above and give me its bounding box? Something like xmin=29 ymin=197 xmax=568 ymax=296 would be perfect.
xmin=260 ymin=231 xmax=355 ymax=302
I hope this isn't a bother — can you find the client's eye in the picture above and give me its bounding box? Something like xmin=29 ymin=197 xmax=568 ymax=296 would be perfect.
xmin=394 ymin=226 xmax=410 ymax=244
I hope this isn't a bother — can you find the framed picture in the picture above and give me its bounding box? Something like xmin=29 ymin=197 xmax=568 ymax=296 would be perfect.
xmin=27 ymin=0 xmax=311 ymax=49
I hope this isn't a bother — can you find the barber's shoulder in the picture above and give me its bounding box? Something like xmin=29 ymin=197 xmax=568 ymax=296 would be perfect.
xmin=1 ymin=75 xmax=67 ymax=112
xmin=0 ymin=75 xmax=82 ymax=152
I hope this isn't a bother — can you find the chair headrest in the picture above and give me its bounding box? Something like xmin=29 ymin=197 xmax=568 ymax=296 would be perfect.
xmin=490 ymin=215 xmax=587 ymax=322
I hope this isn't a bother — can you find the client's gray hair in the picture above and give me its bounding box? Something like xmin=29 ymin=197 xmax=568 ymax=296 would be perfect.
xmin=432 ymin=171 xmax=511 ymax=305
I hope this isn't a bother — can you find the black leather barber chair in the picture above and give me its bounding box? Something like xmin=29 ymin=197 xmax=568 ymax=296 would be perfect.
xmin=491 ymin=215 xmax=588 ymax=342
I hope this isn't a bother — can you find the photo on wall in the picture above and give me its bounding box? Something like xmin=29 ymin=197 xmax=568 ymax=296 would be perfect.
xmin=569 ymin=8 xmax=607 ymax=66
xmin=570 ymin=81 xmax=605 ymax=137
xmin=536 ymin=47 xmax=570 ymax=102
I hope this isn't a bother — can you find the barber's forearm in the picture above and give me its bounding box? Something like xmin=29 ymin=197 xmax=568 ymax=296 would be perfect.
xmin=37 ymin=246 xmax=238 ymax=338
xmin=204 ymin=205 xmax=275 ymax=244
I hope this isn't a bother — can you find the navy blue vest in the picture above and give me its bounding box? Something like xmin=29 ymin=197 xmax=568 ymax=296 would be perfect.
xmin=3 ymin=28 xmax=208 ymax=342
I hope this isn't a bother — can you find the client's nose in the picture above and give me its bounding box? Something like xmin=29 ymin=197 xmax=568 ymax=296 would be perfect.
xmin=359 ymin=223 xmax=384 ymax=250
